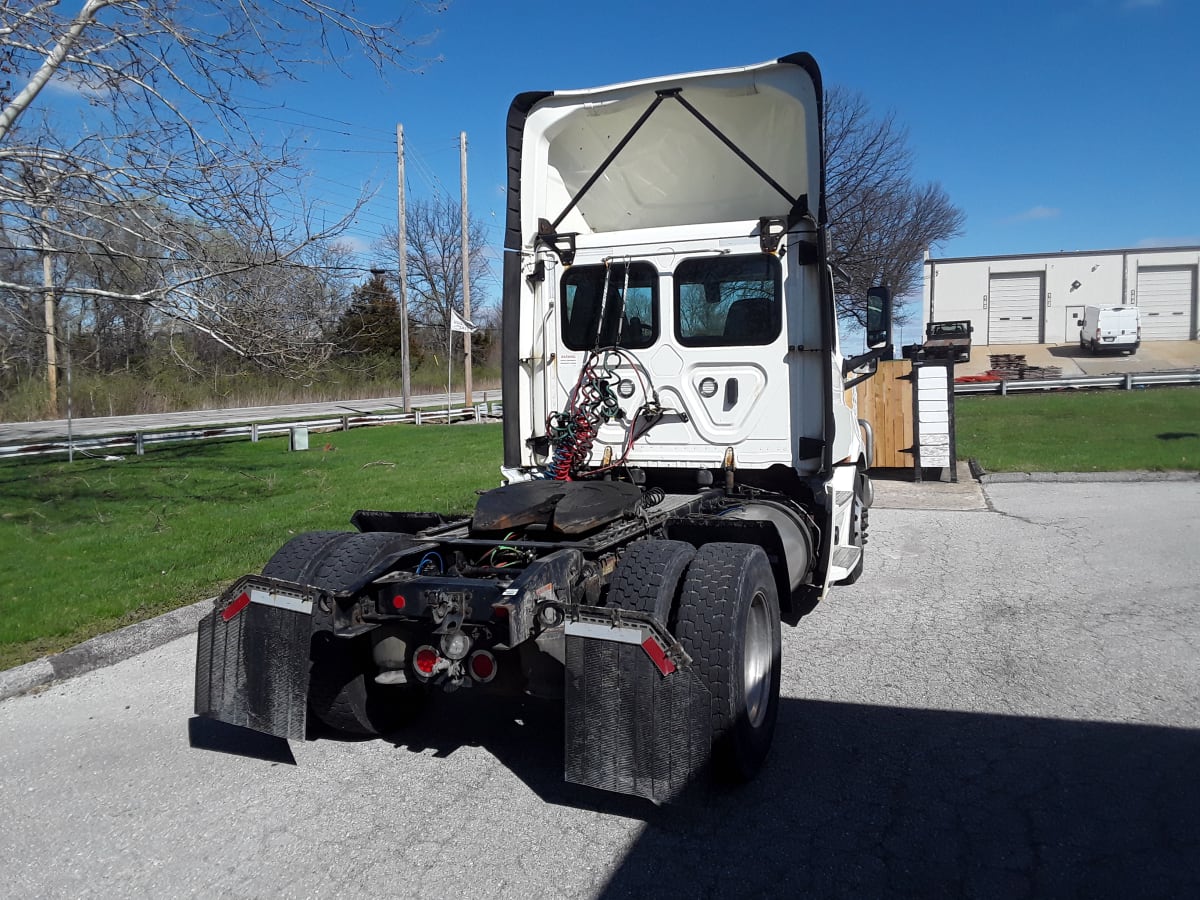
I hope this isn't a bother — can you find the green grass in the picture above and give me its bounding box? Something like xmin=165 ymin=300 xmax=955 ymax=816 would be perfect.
xmin=956 ymin=388 xmax=1200 ymax=472
xmin=0 ymin=423 xmax=502 ymax=670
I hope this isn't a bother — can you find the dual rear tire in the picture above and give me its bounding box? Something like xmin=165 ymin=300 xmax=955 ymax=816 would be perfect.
xmin=610 ymin=539 xmax=782 ymax=782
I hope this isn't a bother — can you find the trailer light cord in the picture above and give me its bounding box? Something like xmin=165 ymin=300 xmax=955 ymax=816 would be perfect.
xmin=544 ymin=344 xmax=661 ymax=481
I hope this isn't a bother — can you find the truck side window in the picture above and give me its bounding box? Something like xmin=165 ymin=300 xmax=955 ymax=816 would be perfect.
xmin=561 ymin=261 xmax=658 ymax=351
xmin=674 ymin=254 xmax=782 ymax=346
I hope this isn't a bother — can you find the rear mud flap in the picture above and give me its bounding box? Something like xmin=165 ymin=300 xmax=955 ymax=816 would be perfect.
xmin=194 ymin=577 xmax=316 ymax=741
xmin=564 ymin=622 xmax=710 ymax=804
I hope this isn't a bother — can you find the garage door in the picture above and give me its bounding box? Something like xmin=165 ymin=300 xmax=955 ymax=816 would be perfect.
xmin=988 ymin=274 xmax=1042 ymax=343
xmin=1137 ymin=267 xmax=1195 ymax=340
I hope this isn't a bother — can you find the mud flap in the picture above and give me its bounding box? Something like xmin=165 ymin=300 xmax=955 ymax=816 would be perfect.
xmin=194 ymin=577 xmax=316 ymax=741
xmin=564 ymin=618 xmax=710 ymax=803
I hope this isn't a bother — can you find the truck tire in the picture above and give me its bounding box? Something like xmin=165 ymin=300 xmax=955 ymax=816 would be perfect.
xmin=262 ymin=530 xmax=422 ymax=736
xmin=261 ymin=530 xmax=356 ymax=585
xmin=675 ymin=543 xmax=781 ymax=782
xmin=608 ymin=539 xmax=695 ymax=620
xmin=263 ymin=530 xmax=412 ymax=592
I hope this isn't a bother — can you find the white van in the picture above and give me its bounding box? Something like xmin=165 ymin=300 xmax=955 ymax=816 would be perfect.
xmin=1079 ymin=306 xmax=1140 ymax=354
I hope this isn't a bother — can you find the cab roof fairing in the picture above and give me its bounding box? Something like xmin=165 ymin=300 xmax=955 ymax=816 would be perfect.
xmin=503 ymin=54 xmax=826 ymax=252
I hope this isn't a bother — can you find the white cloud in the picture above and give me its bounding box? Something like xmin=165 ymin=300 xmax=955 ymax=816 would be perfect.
xmin=1135 ymin=235 xmax=1200 ymax=248
xmin=333 ymin=234 xmax=372 ymax=255
xmin=1005 ymin=205 xmax=1061 ymax=223
xmin=42 ymin=76 xmax=102 ymax=100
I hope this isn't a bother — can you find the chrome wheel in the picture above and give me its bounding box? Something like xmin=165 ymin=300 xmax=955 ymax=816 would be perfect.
xmin=743 ymin=590 xmax=772 ymax=728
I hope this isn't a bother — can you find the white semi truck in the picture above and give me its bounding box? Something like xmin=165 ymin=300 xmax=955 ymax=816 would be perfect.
xmin=195 ymin=52 xmax=893 ymax=803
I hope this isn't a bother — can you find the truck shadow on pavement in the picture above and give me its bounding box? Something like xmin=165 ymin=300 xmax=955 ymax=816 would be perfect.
xmin=379 ymin=694 xmax=1199 ymax=896
xmin=600 ymin=699 xmax=1200 ymax=898
xmin=188 ymin=716 xmax=297 ymax=765
xmin=192 ymin=693 xmax=1199 ymax=895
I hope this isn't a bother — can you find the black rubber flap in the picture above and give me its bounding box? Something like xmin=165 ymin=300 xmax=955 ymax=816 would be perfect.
xmin=473 ymin=480 xmax=642 ymax=535
xmin=194 ymin=595 xmax=312 ymax=741
xmin=564 ymin=634 xmax=710 ymax=803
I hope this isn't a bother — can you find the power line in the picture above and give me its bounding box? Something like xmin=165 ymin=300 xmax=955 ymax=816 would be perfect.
xmin=0 ymin=243 xmax=382 ymax=273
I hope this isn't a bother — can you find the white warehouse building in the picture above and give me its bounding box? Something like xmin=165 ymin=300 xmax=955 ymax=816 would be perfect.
xmin=922 ymin=245 xmax=1200 ymax=345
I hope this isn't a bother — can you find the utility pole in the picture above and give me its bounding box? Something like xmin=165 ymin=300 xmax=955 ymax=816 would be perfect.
xmin=40 ymin=205 xmax=58 ymax=415
xmin=396 ymin=123 xmax=412 ymax=412
xmin=460 ymin=130 xmax=472 ymax=407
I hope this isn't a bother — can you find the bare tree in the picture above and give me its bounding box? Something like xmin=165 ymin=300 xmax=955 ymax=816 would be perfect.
xmin=0 ymin=0 xmax=444 ymax=405
xmin=376 ymin=194 xmax=490 ymax=362
xmin=825 ymin=86 xmax=965 ymax=326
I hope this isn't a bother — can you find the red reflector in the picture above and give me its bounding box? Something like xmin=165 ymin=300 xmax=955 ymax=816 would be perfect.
xmin=221 ymin=592 xmax=251 ymax=622
xmin=641 ymin=636 xmax=676 ymax=676
xmin=470 ymin=652 xmax=496 ymax=681
xmin=392 ymin=595 xmax=406 ymax=610
xmin=414 ymin=647 xmax=439 ymax=675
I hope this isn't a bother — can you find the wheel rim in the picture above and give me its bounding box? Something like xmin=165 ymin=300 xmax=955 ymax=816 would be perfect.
xmin=743 ymin=590 xmax=772 ymax=728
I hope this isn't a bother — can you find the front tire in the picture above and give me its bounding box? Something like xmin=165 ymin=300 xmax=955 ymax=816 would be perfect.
xmin=675 ymin=543 xmax=782 ymax=782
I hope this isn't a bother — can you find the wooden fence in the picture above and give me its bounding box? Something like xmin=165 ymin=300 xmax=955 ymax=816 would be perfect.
xmin=853 ymin=360 xmax=914 ymax=469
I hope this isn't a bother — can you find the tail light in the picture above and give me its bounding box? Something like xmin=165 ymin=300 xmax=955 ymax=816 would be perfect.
xmin=468 ymin=650 xmax=497 ymax=683
xmin=1095 ymin=328 xmax=1101 ymax=339
xmin=412 ymin=645 xmax=442 ymax=680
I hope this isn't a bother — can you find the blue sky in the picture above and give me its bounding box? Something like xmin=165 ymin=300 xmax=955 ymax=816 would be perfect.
xmin=119 ymin=0 xmax=1200 ymax=300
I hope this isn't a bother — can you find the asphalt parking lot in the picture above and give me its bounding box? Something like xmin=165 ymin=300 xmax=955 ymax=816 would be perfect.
xmin=1 ymin=479 xmax=1197 ymax=898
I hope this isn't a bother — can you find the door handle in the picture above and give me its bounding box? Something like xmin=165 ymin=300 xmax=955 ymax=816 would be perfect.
xmin=725 ymin=377 xmax=739 ymax=406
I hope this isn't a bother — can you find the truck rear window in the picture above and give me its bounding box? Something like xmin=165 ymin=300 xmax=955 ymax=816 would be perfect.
xmin=561 ymin=261 xmax=658 ymax=351
xmin=674 ymin=254 xmax=782 ymax=346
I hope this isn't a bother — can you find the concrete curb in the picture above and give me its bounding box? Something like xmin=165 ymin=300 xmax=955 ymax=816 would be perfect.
xmin=980 ymin=470 xmax=1200 ymax=484
xmin=0 ymin=598 xmax=213 ymax=703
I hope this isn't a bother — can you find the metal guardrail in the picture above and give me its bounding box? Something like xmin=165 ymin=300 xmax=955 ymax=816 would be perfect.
xmin=954 ymin=370 xmax=1200 ymax=395
xmin=7 ymin=367 xmax=1196 ymax=459
xmin=0 ymin=402 xmax=505 ymax=460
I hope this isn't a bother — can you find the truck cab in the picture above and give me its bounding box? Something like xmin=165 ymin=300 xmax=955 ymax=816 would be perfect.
xmin=502 ymin=53 xmax=890 ymax=593
xmin=923 ymin=320 xmax=973 ymax=363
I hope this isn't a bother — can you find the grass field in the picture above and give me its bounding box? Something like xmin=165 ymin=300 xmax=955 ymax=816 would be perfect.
xmin=956 ymin=387 xmax=1200 ymax=472
xmin=0 ymin=424 xmax=502 ymax=670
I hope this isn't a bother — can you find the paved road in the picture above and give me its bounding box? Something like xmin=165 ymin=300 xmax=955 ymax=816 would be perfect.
xmin=0 ymin=390 xmax=500 ymax=443
xmin=1 ymin=481 xmax=1197 ymax=898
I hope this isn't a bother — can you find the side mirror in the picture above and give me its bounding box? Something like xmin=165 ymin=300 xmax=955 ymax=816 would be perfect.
xmin=844 ymin=284 xmax=894 ymax=387
xmin=865 ymin=285 xmax=892 ymax=350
